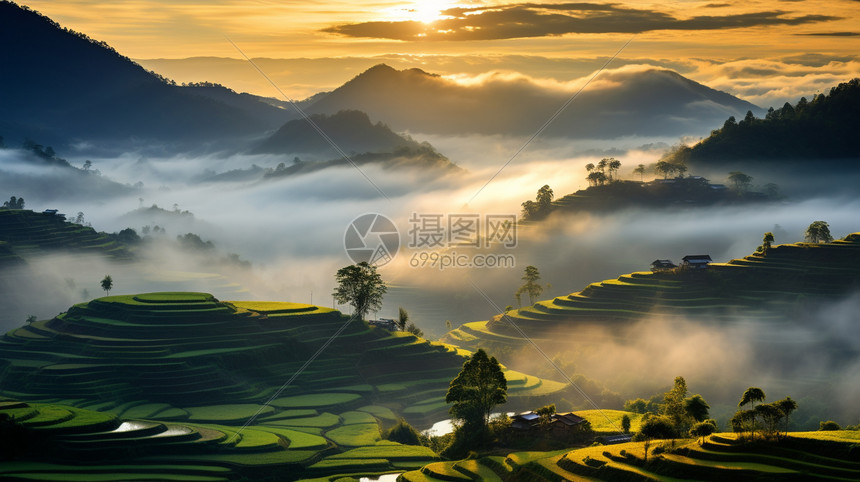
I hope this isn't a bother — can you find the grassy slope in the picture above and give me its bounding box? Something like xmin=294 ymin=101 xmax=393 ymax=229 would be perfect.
xmin=404 ymin=431 xmax=860 ymax=481
xmin=442 ymin=235 xmax=860 ymax=351
xmin=0 ymin=209 xmax=133 ymax=260
xmin=0 ymin=294 xmax=566 ymax=479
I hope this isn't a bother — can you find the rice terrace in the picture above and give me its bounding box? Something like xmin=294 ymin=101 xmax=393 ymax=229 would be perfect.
xmin=2 ymin=0 xmax=860 ymax=480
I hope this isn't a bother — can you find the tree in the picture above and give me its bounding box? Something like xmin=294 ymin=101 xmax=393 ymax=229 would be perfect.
xmin=690 ymin=420 xmax=717 ymax=445
xmin=774 ymin=396 xmax=797 ymax=439
xmin=634 ymin=164 xmax=646 ymax=182
xmin=636 ymin=415 xmax=675 ymax=461
xmin=332 ymin=262 xmax=387 ymax=320
xmin=3 ymin=196 xmax=24 ymax=210
xmin=755 ymin=403 xmax=783 ymax=438
xmin=585 ymin=163 xmax=595 ymax=173
xmin=522 ymin=185 xmax=554 ymax=220
xmin=536 ymin=404 xmax=556 ymax=427
xmin=728 ymin=171 xmax=753 ymax=193
xmin=761 ymin=232 xmax=775 ymax=255
xmin=660 ymin=376 xmax=688 ymax=435
xmin=739 ymin=387 xmax=765 ymax=410
xmin=445 ymin=348 xmax=507 ymax=431
xmin=26 ymin=315 xmax=37 ymax=324
xmin=382 ymin=419 xmax=423 ymax=445
xmin=738 ymin=387 xmax=766 ymax=439
xmin=684 ymin=394 xmax=710 ymax=422
xmin=406 ymin=322 xmax=424 ymax=338
xmin=597 ymin=158 xmax=608 ymax=175
xmin=621 ymin=414 xmax=631 ymax=434
xmin=655 ymin=160 xmax=676 ymax=179
xmin=587 ymin=171 xmax=607 ymax=186
xmin=536 ymin=185 xmax=554 ymax=210
xmin=805 ymin=221 xmax=833 ymax=243
xmin=608 ymin=158 xmax=621 ymax=182
xmin=397 ymin=307 xmax=409 ymax=331
xmin=82 ymin=160 xmax=92 ymax=171
xmin=819 ymin=420 xmax=841 ymax=431
xmin=100 ymin=275 xmax=113 ymax=296
xmin=521 ymin=200 xmax=538 ymax=219
xmin=515 ymin=265 xmax=543 ymax=306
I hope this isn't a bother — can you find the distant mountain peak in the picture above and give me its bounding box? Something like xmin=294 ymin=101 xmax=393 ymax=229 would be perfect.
xmin=308 ymin=64 xmax=763 ymax=139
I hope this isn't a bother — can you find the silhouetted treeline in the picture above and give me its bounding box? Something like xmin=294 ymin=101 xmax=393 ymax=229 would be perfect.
xmin=665 ymin=78 xmax=860 ymax=165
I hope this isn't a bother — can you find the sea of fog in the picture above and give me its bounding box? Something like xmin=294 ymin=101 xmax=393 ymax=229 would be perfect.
xmin=1 ymin=135 xmax=858 ymax=427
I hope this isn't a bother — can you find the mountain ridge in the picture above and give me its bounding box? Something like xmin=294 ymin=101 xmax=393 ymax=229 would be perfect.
xmin=306 ymin=63 xmax=763 ymax=139
xmin=0 ymin=1 xmax=289 ymax=153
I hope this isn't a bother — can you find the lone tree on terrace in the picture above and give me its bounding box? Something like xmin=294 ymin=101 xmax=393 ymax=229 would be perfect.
xmin=804 ymin=221 xmax=833 ymax=243
xmin=100 ymin=275 xmax=113 ymax=296
xmin=332 ymin=262 xmax=387 ymax=320
xmin=445 ymin=348 xmax=507 ymax=432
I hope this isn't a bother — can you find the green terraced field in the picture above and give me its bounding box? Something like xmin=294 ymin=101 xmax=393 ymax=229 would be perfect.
xmin=404 ymin=431 xmax=860 ymax=481
xmin=0 ymin=209 xmax=134 ymax=260
xmin=442 ymin=235 xmax=860 ymax=352
xmin=0 ymin=294 xmax=567 ymax=480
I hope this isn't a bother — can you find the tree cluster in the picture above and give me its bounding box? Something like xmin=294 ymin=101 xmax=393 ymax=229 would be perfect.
xmin=630 ymin=376 xmax=713 ymax=441
xmin=730 ymin=387 xmax=797 ymax=441
xmin=2 ymin=196 xmax=25 ymax=210
xmin=397 ymin=307 xmax=424 ymax=337
xmin=521 ymin=185 xmax=554 ymax=220
xmin=654 ymin=160 xmax=687 ymax=179
xmin=661 ymin=78 xmax=860 ymax=164
xmin=585 ymin=158 xmax=622 ymax=186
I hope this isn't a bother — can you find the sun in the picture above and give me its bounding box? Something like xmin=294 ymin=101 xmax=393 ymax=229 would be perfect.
xmin=407 ymin=0 xmax=454 ymax=24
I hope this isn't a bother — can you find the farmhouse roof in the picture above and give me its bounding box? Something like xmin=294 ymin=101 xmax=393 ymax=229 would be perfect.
xmin=515 ymin=412 xmax=539 ymax=422
xmin=552 ymin=412 xmax=586 ymax=426
xmin=682 ymin=255 xmax=712 ymax=262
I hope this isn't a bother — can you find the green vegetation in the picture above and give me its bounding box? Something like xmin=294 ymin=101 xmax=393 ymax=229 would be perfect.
xmin=332 ymin=262 xmax=387 ymax=320
xmin=0 ymin=209 xmax=135 ymax=261
xmin=443 ymin=234 xmax=860 ymax=355
xmin=404 ymin=430 xmax=860 ymax=481
xmin=521 ymin=185 xmax=554 ymax=220
xmin=662 ymin=78 xmax=860 ymax=165
xmin=0 ymin=294 xmax=564 ymax=479
xmin=515 ymin=265 xmax=544 ymax=307
xmin=443 ymin=348 xmax=508 ymax=458
xmin=805 ymin=220 xmax=834 ymax=243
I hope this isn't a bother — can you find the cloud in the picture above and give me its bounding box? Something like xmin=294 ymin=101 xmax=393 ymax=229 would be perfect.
xmin=682 ymin=56 xmax=860 ymax=108
xmin=323 ymin=3 xmax=841 ymax=41
xmin=797 ymin=31 xmax=860 ymax=36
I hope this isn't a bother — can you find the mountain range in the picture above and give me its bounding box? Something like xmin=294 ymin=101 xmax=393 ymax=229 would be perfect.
xmin=0 ymin=1 xmax=288 ymax=153
xmin=1 ymin=0 xmax=772 ymax=158
xmin=304 ymin=64 xmax=763 ymax=139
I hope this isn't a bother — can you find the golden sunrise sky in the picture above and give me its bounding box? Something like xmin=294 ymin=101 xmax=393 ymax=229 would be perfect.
xmin=19 ymin=1 xmax=860 ymax=105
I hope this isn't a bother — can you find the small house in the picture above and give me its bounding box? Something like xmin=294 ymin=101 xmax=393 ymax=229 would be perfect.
xmin=650 ymin=259 xmax=676 ymax=272
xmin=367 ymin=318 xmax=398 ymax=331
xmin=681 ymin=255 xmax=712 ymax=270
xmin=550 ymin=412 xmax=587 ymax=435
xmin=511 ymin=411 xmax=540 ymax=431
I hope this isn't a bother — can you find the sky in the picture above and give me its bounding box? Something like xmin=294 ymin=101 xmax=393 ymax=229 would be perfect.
xmin=17 ymin=0 xmax=860 ymax=105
